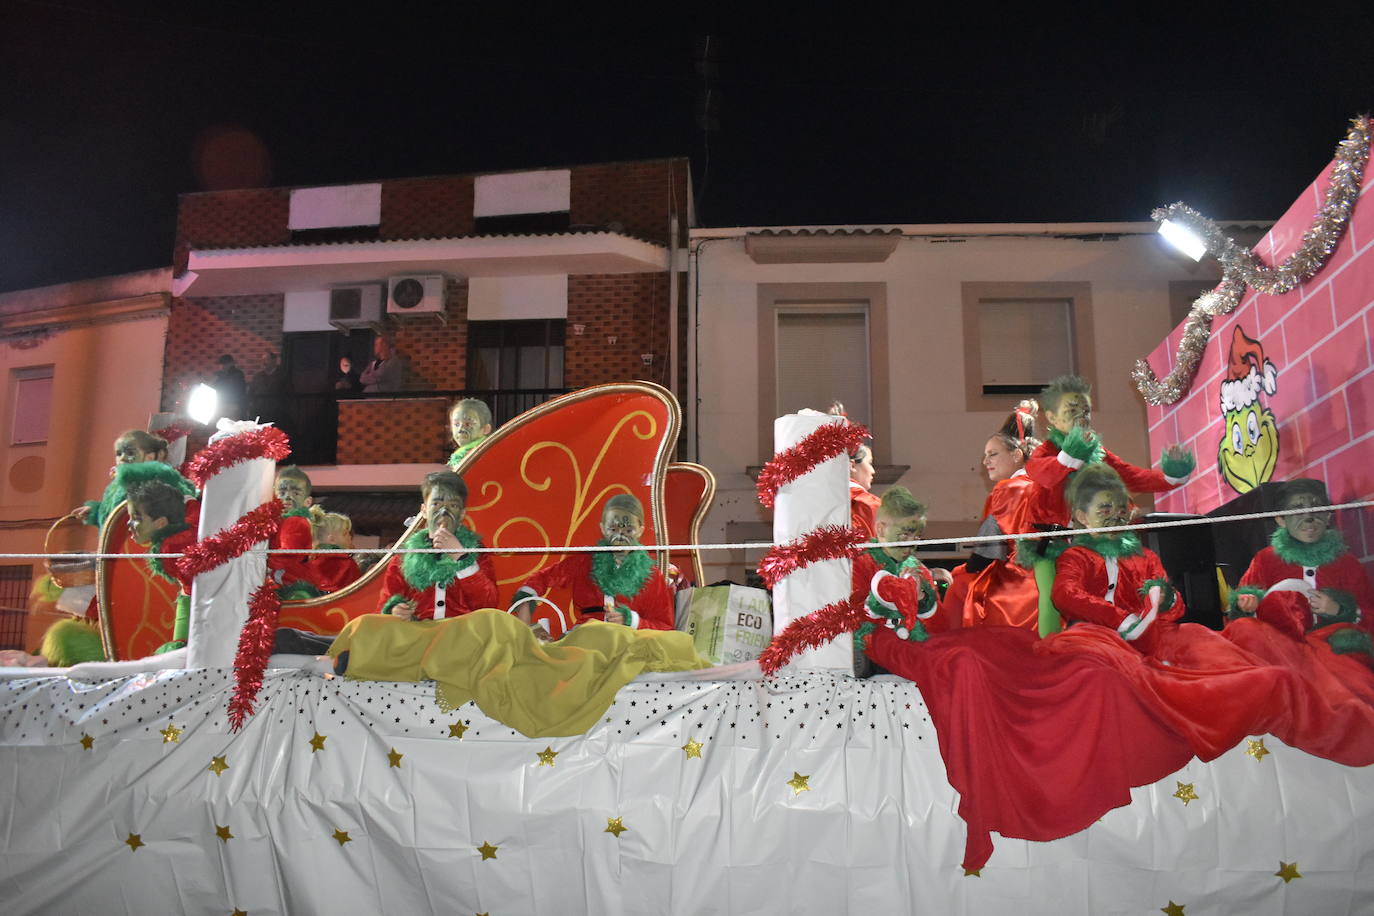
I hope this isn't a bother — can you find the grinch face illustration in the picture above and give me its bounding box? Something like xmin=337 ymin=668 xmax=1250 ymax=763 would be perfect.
xmin=1217 ymin=326 xmax=1280 ymax=495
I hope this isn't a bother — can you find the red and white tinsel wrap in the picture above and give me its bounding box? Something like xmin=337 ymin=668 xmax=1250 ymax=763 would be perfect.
xmin=185 ymin=422 xmax=285 ymax=673
xmin=768 ymin=413 xmax=856 ymax=673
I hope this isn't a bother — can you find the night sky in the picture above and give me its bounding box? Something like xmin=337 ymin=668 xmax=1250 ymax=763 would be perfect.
xmin=3 ymin=3 xmax=1373 ymax=293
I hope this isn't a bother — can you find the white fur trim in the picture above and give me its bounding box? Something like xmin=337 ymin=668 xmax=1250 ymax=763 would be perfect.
xmin=1056 ymin=450 xmax=1085 ymax=470
xmin=623 ymin=608 xmax=640 ymax=629
xmin=1164 ymin=473 xmax=1189 ymax=486
xmin=895 ymin=627 xmax=909 ymax=640
xmin=451 ymin=559 xmax=479 ymax=579
xmin=1220 ymin=365 xmax=1276 ymax=413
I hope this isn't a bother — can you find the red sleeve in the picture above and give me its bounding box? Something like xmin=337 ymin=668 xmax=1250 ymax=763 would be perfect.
xmin=1235 ymin=548 xmax=1307 ymax=640
xmin=378 ymin=556 xmax=411 ymax=613
xmin=269 ymin=515 xmax=315 ymax=585
xmin=1103 ymin=449 xmax=1178 ymax=495
xmin=1329 ymin=555 xmax=1374 ymax=634
xmin=310 ymin=554 xmax=361 ymax=593
xmin=1052 ymin=547 xmax=1130 ymax=630
xmin=1026 ymin=441 xmax=1073 ymax=491
xmin=986 ymin=475 xmax=1039 ymax=537
xmin=628 ymin=568 xmax=677 ymax=630
xmin=452 ymin=552 xmax=499 ymax=612
xmin=522 ymin=555 xmax=582 ymax=594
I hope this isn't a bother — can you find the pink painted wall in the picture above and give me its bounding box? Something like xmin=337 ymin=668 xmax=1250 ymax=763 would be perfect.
xmin=1145 ymin=154 xmax=1374 ymax=562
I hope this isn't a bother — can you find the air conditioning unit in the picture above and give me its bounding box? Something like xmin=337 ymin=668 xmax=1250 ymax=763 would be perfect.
xmin=387 ymin=274 xmax=447 ymax=318
xmin=328 ymin=284 xmax=383 ymax=331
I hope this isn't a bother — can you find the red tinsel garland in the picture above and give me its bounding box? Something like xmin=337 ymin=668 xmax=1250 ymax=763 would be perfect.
xmin=226 ymin=581 xmax=283 ymax=731
xmin=757 ymin=595 xmax=868 ymax=676
xmin=757 ymin=524 xmax=866 ymax=588
xmin=179 ymin=501 xmax=284 ymax=579
xmin=185 ymin=426 xmax=291 ymax=488
xmin=756 ymin=422 xmax=870 ymax=508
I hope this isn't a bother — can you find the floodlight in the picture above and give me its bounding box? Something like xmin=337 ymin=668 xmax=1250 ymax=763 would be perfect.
xmin=187 ymin=383 xmax=220 ymax=425
xmin=1158 ymin=219 xmax=1207 ymax=261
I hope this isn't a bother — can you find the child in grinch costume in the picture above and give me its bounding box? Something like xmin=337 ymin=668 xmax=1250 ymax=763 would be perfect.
xmin=1226 ymin=478 xmax=1374 ymax=659
xmin=1023 ymin=375 xmax=1195 ymax=635
xmin=510 ymin=493 xmax=676 ymax=631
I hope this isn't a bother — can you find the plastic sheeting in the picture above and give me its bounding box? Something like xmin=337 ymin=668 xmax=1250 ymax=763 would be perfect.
xmin=3 ymin=668 xmax=1372 ymax=915
xmin=772 ymin=413 xmax=852 ymax=673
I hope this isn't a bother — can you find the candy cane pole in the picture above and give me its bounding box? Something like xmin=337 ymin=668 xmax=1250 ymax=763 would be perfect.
xmin=771 ymin=413 xmax=854 ymax=673
xmin=186 ymin=426 xmax=278 ymax=669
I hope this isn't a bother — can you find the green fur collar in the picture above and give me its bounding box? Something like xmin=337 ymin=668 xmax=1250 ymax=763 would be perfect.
xmin=868 ymin=547 xmax=918 ymax=575
xmin=1271 ymin=527 xmax=1345 ymax=567
xmin=447 ymin=437 xmax=486 ymax=468
xmin=592 ymin=541 xmax=654 ymax=598
xmin=283 ymin=507 xmax=312 ymax=519
xmin=1071 ymin=531 xmax=1142 ymax=559
xmin=146 ymin=522 xmax=192 ymax=584
xmin=401 ymin=526 xmax=481 ymax=589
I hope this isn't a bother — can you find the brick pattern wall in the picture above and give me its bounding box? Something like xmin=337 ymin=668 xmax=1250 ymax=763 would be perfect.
xmin=338 ymin=399 xmax=451 ymax=465
xmin=1146 ymin=161 xmax=1374 ymax=561
xmin=381 ymin=176 xmax=475 ymax=240
xmin=566 ymin=274 xmax=671 ymax=389
xmin=174 ymin=189 xmax=291 ymax=272
xmin=570 ymin=160 xmax=688 ymax=246
xmin=162 ymin=294 xmax=284 ymax=411
xmin=391 ymin=281 xmax=469 ymax=390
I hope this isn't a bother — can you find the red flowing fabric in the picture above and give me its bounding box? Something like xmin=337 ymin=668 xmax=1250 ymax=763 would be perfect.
xmin=866 ymin=625 xmax=1193 ymax=870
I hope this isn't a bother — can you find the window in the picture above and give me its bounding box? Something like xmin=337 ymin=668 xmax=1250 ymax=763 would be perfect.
xmin=775 ymin=308 xmax=870 ymax=421
xmin=757 ymin=283 xmax=890 ymax=463
xmin=465 ymin=320 xmax=567 ymax=425
xmin=0 ymin=565 xmax=31 ymax=650
xmin=10 ymin=366 xmax=54 ymax=445
xmin=962 ymin=282 xmax=1095 ymax=412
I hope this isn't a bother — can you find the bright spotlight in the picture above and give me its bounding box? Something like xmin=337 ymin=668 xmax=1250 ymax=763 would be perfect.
xmin=187 ymin=383 xmax=220 ymax=425
xmin=1158 ymin=219 xmax=1207 ymax=261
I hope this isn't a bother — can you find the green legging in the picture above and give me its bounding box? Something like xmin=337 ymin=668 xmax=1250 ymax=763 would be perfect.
xmin=1034 ymin=558 xmax=1062 ymax=638
xmin=154 ymin=594 xmax=190 ymax=654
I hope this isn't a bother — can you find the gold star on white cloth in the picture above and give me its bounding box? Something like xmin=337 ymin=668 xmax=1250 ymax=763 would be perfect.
xmin=1246 ymin=738 xmax=1270 ymax=761
xmin=208 ymin=755 xmax=229 ymax=775
xmin=477 ymin=841 xmax=499 ymax=860
xmin=605 ymin=817 xmax=628 ymax=837
xmin=1173 ymin=782 xmax=1199 ymax=806
xmin=682 ymin=738 xmax=703 ymax=759
xmin=160 ymin=723 xmax=182 ymax=743
xmin=786 ymin=772 xmax=811 ymax=795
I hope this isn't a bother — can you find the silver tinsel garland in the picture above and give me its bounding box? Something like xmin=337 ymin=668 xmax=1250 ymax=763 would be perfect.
xmin=1134 ymin=116 xmax=1371 ymax=406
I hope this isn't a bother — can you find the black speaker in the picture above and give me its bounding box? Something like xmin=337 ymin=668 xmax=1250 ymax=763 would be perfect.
xmin=1140 ymin=513 xmax=1222 ymax=629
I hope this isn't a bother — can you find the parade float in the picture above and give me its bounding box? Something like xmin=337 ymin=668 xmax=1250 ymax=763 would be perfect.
xmin=3 ymin=120 xmax=1374 ymax=915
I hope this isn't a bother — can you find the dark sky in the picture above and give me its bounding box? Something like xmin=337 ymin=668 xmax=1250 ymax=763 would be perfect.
xmin=3 ymin=3 xmax=1373 ymax=292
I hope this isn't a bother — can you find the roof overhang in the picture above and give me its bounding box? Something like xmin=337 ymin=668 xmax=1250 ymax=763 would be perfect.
xmin=181 ymin=232 xmax=668 ymax=297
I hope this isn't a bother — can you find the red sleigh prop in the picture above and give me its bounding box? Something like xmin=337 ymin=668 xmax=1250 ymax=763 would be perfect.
xmin=96 ymin=382 xmax=713 ymax=659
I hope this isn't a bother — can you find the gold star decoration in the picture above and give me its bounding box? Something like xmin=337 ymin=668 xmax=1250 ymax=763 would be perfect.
xmin=963 ymin=867 xmax=981 ymax=877
xmin=1161 ymin=902 xmax=1186 ymax=916
xmin=1173 ymin=782 xmax=1199 ymax=806
xmin=160 ymin=723 xmax=183 ymax=743
xmin=605 ymin=817 xmax=628 ymax=838
xmin=215 ymin=825 xmax=233 ymax=842
xmin=786 ymin=772 xmax=811 ymax=796
xmin=1276 ymin=861 xmax=1302 ymax=883
xmin=1246 ymin=738 xmax=1270 ymax=762
xmin=536 ymin=747 xmax=558 ymax=767
xmin=125 ymin=833 xmax=144 ymax=851
xmin=309 ymin=732 xmax=327 ymax=753
xmin=209 ymin=755 xmax=230 ymax=775
xmin=682 ymin=738 xmax=704 ymax=759
xmin=332 ymin=829 xmax=352 ymax=846
xmin=448 ymin=720 xmax=468 ymax=739
xmin=477 ymin=841 xmax=499 ymax=860
xmin=388 ymin=748 xmax=404 ymax=768
xmin=79 ymin=733 xmax=93 ymax=750
xmin=232 ymin=910 xmax=248 ymax=916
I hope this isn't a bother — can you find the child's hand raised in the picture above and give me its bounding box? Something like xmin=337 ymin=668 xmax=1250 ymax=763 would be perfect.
xmin=393 ymin=599 xmax=419 ymax=620
xmin=1235 ymin=593 xmax=1259 ymax=614
xmin=431 ymin=526 xmax=465 ymax=560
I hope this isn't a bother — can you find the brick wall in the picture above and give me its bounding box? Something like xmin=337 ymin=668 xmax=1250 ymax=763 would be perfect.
xmin=565 ymin=273 xmax=672 ymax=388
xmin=380 ymin=176 xmax=475 ymax=240
xmin=338 ymin=398 xmax=451 ymax=465
xmin=174 ymin=189 xmax=291 ymax=272
xmin=570 ymin=159 xmax=689 ymax=245
xmin=1145 ymin=158 xmax=1374 ymax=561
xmin=162 ymin=294 xmax=284 ymax=411
xmin=391 ymin=280 xmax=469 ymax=390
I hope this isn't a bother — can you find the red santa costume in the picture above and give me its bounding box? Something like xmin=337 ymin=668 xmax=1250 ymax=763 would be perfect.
xmin=849 ymin=481 xmax=882 ymax=540
xmin=377 ymin=527 xmax=498 ymax=619
xmin=269 ymin=510 xmax=316 ymax=590
xmin=308 ymin=550 xmax=362 ymax=594
xmin=1025 ymin=431 xmax=1189 ymax=529
xmin=513 ymin=548 xmax=676 ymax=630
xmin=946 ymin=470 xmax=1041 ymax=629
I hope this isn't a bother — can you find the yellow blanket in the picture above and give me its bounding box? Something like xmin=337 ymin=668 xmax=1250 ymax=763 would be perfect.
xmin=329 ymin=609 xmax=711 ymax=737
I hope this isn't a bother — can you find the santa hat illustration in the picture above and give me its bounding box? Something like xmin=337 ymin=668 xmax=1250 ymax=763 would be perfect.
xmin=1219 ymin=326 xmax=1278 ymax=413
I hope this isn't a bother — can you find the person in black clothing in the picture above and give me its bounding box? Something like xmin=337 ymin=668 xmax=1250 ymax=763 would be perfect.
xmin=212 ymin=354 xmax=247 ymax=420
